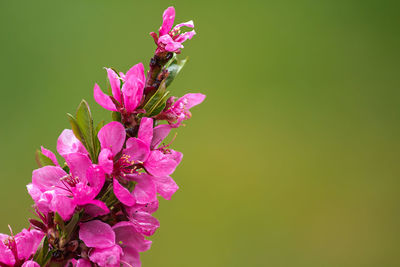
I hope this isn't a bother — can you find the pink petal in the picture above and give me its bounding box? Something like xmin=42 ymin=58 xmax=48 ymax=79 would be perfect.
xmin=57 ymin=129 xmax=88 ymax=156
xmin=94 ymin=83 xmax=118 ymax=111
xmin=83 ymin=200 xmax=110 ymax=217
xmin=63 ymin=153 xmax=92 ymax=183
xmin=174 ymin=20 xmax=194 ymax=29
xmin=98 ymin=148 xmax=114 ymax=174
xmin=0 ymin=241 xmax=15 ymax=265
xmin=51 ymin=194 xmax=76 ymax=221
xmin=126 ymin=201 xmax=159 ymax=214
xmin=0 ymin=234 xmax=10 ymax=242
xmin=113 ymin=179 xmax=136 ymax=207
xmin=175 ymin=30 xmax=196 ymax=43
xmin=121 ymin=77 xmax=143 ymax=113
xmin=121 ymin=246 xmax=141 ymax=267
xmin=153 ymin=175 xmax=179 ymax=200
xmin=27 ymin=183 xmax=42 ymax=202
xmin=151 ymin=124 xmax=172 ymax=149
xmin=21 ymin=261 xmax=40 ymax=267
xmin=37 ymin=191 xmax=76 ymax=221
xmin=86 ymin=166 xmax=106 ymax=197
xmin=89 ymin=245 xmax=122 ymax=267
xmin=113 ymin=222 xmax=152 ymax=252
xmin=124 ymin=138 xmax=150 ymax=162
xmin=106 ymin=68 xmax=122 ymax=103
xmin=144 ymin=150 xmax=178 ymax=177
xmin=32 ymin=166 xmax=66 ymax=191
xmin=159 ymin=6 xmax=175 ymax=36
xmin=98 ymin=121 xmax=126 ymax=156
xmin=137 ymin=117 xmax=153 ymax=146
xmin=150 ymin=31 xmax=158 ymax=43
xmin=125 ymin=63 xmax=145 ymax=88
xmin=76 ymin=259 xmax=92 ymax=267
xmin=181 ymin=93 xmax=206 ymax=109
xmin=131 ymin=174 xmax=157 ymax=204
xmin=158 ymin=35 xmax=183 ymax=52
xmin=129 ymin=211 xmax=160 ymax=236
xmin=79 ymin=220 xmax=115 ymax=249
xmin=15 ymin=229 xmax=44 ymax=261
xmin=169 ymin=149 xmax=183 ymax=165
xmin=40 ymin=146 xmax=59 ymax=166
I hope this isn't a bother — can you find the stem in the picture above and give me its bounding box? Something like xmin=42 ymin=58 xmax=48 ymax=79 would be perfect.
xmin=144 ymin=52 xmax=172 ymax=96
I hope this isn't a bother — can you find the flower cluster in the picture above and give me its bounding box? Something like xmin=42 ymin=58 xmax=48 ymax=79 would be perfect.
xmin=0 ymin=6 xmax=204 ymax=267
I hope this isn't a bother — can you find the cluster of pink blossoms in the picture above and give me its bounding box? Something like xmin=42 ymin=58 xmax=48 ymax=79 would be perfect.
xmin=0 ymin=6 xmax=204 ymax=267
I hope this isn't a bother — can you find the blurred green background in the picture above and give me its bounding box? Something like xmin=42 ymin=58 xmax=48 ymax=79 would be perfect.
xmin=0 ymin=0 xmax=399 ymax=266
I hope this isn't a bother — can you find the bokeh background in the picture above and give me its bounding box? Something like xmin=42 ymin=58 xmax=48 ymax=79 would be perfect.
xmin=1 ymin=0 xmax=399 ymax=266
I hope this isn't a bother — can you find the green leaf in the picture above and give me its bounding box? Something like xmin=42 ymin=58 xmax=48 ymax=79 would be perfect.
xmin=75 ymin=100 xmax=95 ymax=158
xmin=54 ymin=212 xmax=65 ymax=232
xmin=67 ymin=113 xmax=83 ymax=144
xmin=33 ymin=236 xmax=51 ymax=265
xmin=141 ymin=80 xmax=170 ymax=117
xmin=149 ymin=102 xmax=166 ymax=117
xmin=165 ymin=56 xmax=188 ymax=87
xmin=35 ymin=150 xmax=55 ymax=167
xmin=67 ymin=100 xmax=100 ymax=163
xmin=94 ymin=120 xmax=104 ymax=157
xmin=63 ymin=212 xmax=80 ymax=241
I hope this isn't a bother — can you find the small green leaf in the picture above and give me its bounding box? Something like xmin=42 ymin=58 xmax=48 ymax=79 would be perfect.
xmin=141 ymin=80 xmax=170 ymax=117
xmin=75 ymin=100 xmax=95 ymax=158
xmin=67 ymin=100 xmax=100 ymax=163
xmin=35 ymin=150 xmax=55 ymax=167
xmin=54 ymin=212 xmax=65 ymax=232
xmin=149 ymin=102 xmax=166 ymax=117
xmin=33 ymin=236 xmax=50 ymax=265
xmin=63 ymin=212 xmax=80 ymax=241
xmin=165 ymin=57 xmax=188 ymax=87
xmin=67 ymin=113 xmax=84 ymax=144
xmin=94 ymin=120 xmax=104 ymax=157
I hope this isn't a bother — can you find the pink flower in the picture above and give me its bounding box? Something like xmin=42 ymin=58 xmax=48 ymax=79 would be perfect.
xmin=127 ymin=208 xmax=160 ymax=236
xmin=150 ymin=6 xmax=196 ymax=54
xmin=28 ymin=129 xmax=109 ymax=219
xmin=27 ymin=166 xmax=76 ymax=220
xmin=157 ymin=93 xmax=206 ymax=128
xmin=125 ymin=118 xmax=181 ymax=200
xmin=79 ymin=220 xmax=151 ymax=267
xmin=94 ymin=63 xmax=145 ymax=114
xmin=57 ymin=129 xmax=88 ymax=157
xmin=0 ymin=228 xmax=44 ymax=266
xmin=127 ymin=118 xmax=182 ymax=177
xmin=27 ymin=155 xmax=108 ymax=220
xmin=97 ymin=121 xmax=158 ymax=207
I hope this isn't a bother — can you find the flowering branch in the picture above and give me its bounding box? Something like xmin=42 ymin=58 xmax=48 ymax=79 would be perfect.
xmin=0 ymin=6 xmax=205 ymax=267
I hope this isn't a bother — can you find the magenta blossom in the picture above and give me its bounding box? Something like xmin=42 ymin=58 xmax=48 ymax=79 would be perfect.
xmin=79 ymin=220 xmax=151 ymax=267
xmin=126 ymin=117 xmax=182 ymax=177
xmin=124 ymin=118 xmax=181 ymax=200
xmin=157 ymin=93 xmax=206 ymax=128
xmin=0 ymin=228 xmax=43 ymax=266
xmin=97 ymin=121 xmax=157 ymax=207
xmin=126 ymin=207 xmax=160 ymax=236
xmin=28 ymin=130 xmax=108 ymax=220
xmin=150 ymin=6 xmax=196 ymax=54
xmin=94 ymin=63 xmax=145 ymax=115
